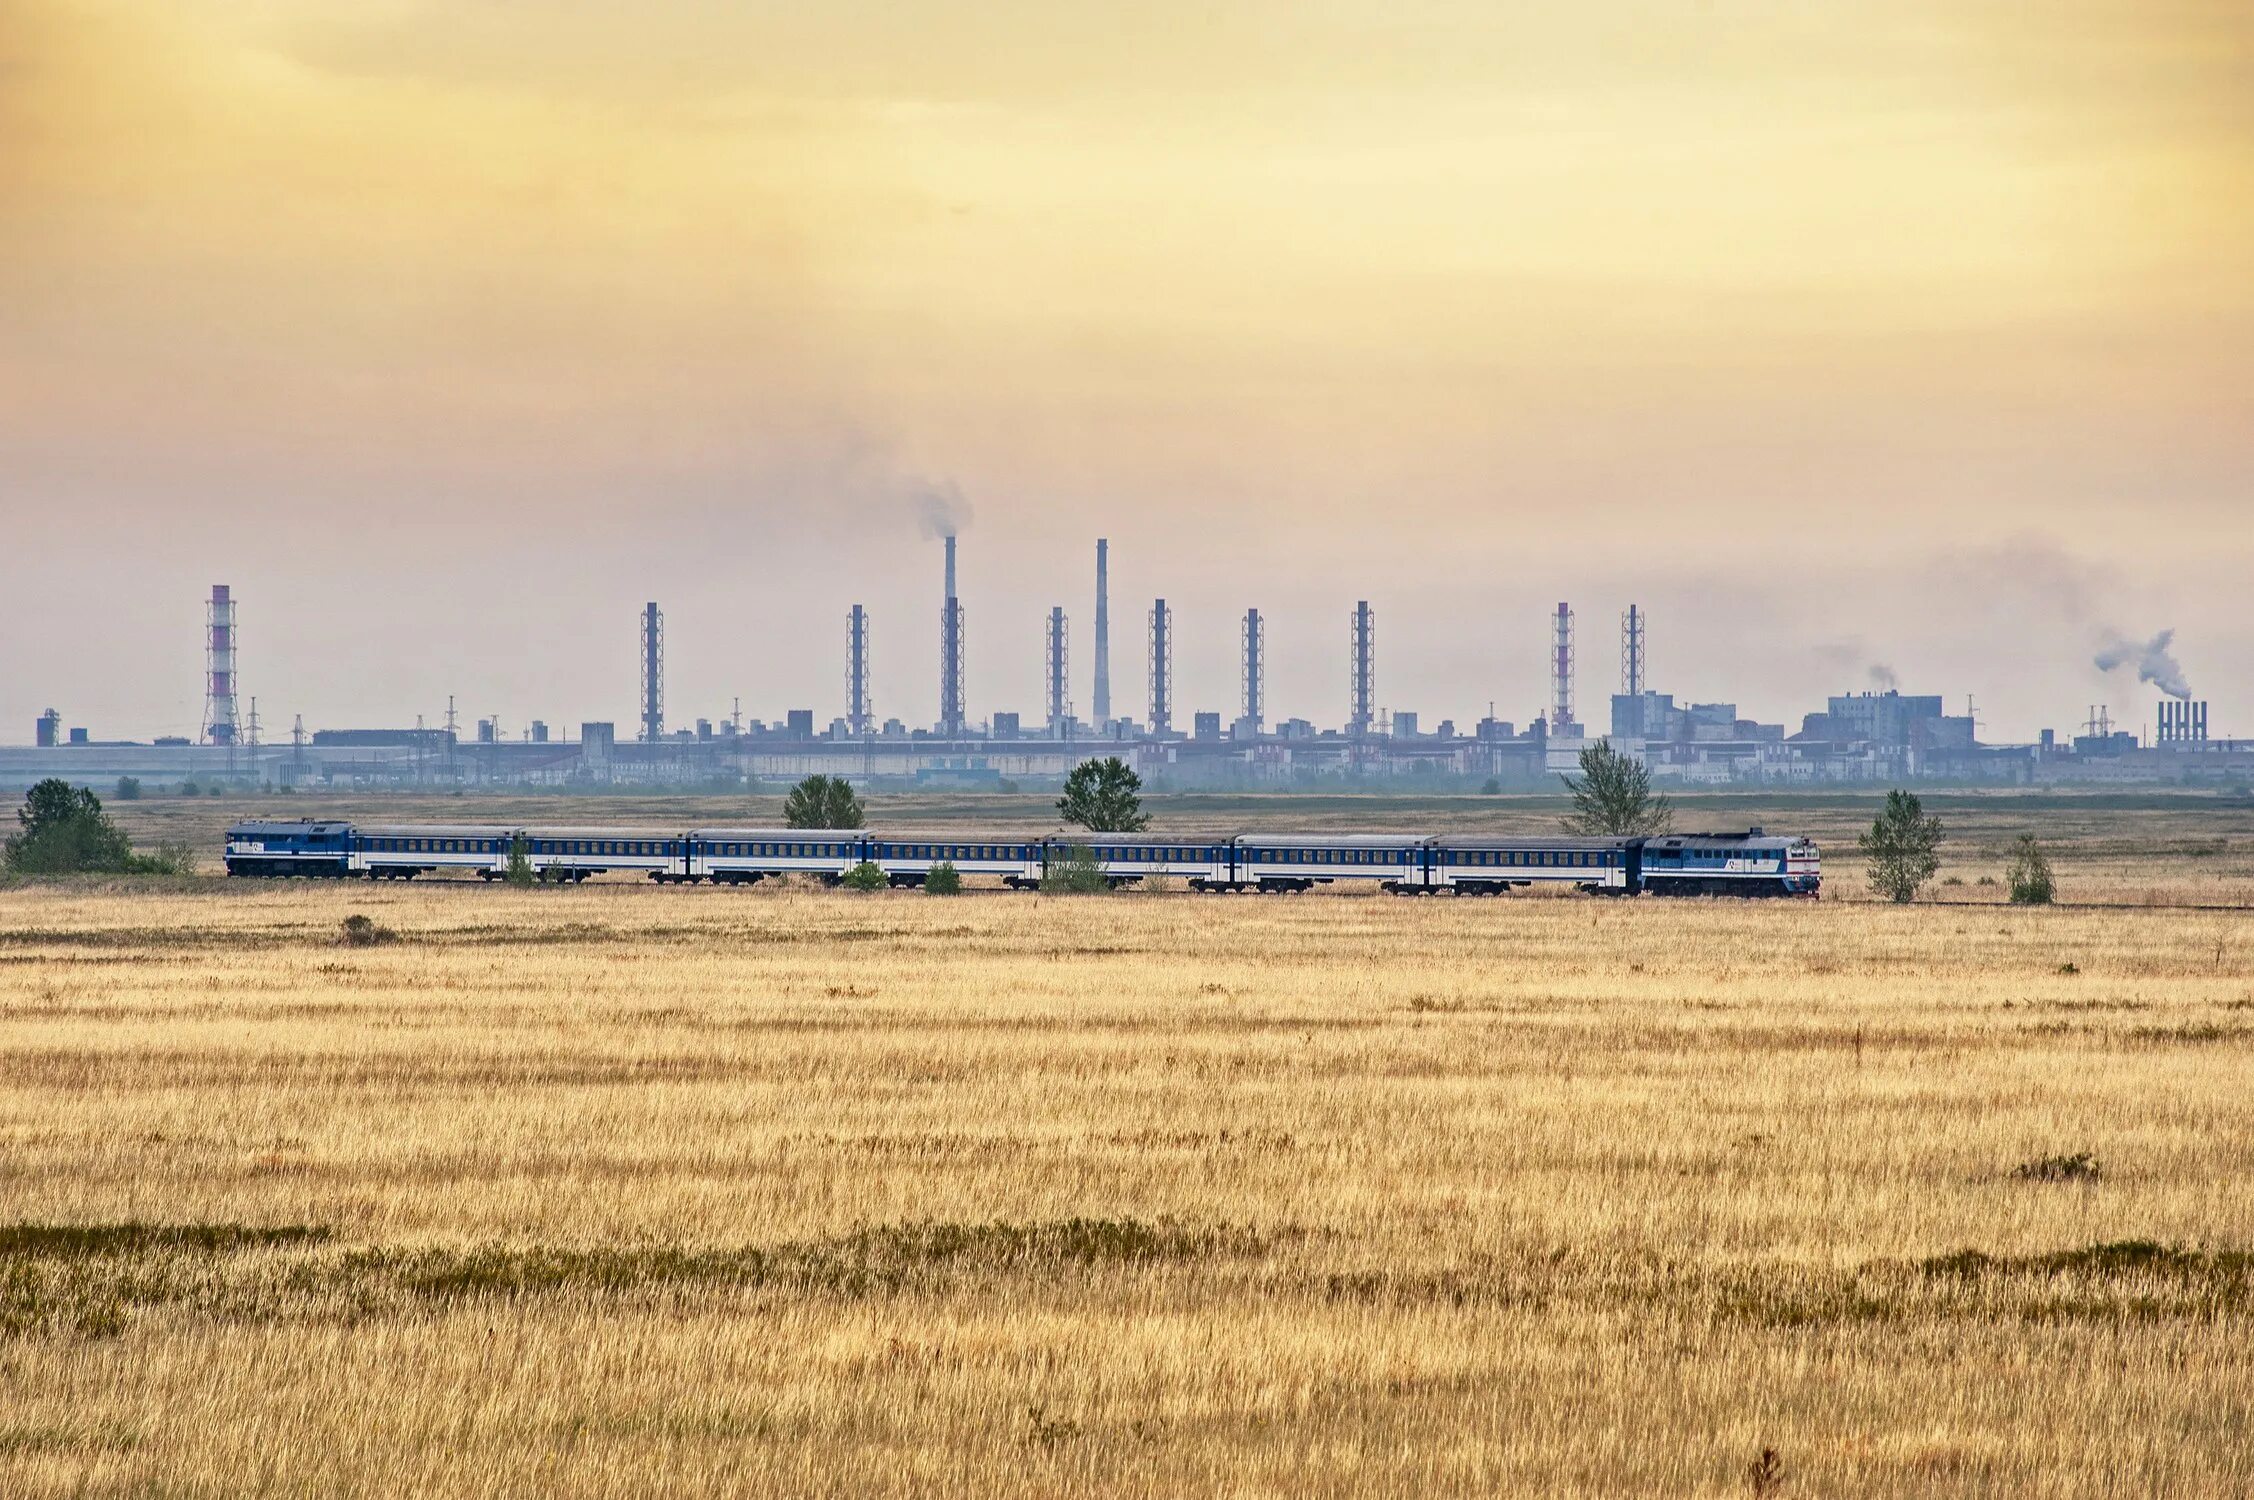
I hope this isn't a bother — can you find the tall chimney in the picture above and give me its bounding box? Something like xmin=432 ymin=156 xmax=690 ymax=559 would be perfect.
xmin=202 ymin=584 xmax=240 ymax=746
xmin=1046 ymin=607 xmax=1070 ymax=734
xmin=1148 ymin=598 xmax=1173 ymax=735
xmin=1242 ymin=607 xmax=1265 ymax=733
xmin=846 ymin=605 xmax=872 ymax=734
xmin=640 ymin=602 xmax=664 ymax=742
xmin=1552 ymin=602 xmax=1575 ymax=732
xmin=938 ymin=538 xmax=965 ymax=736
xmin=1348 ymin=601 xmax=1375 ymax=737
xmin=1621 ymin=605 xmax=1645 ymax=697
xmin=1093 ymin=538 xmax=1111 ymax=725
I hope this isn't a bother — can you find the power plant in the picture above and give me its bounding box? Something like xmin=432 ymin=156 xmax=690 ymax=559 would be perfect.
xmin=7 ymin=550 xmax=2249 ymax=794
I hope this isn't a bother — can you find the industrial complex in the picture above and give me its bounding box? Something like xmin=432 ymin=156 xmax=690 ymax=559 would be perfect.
xmin=9 ymin=547 xmax=2248 ymax=793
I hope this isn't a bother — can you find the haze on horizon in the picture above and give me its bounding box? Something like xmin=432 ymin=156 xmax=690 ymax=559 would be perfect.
xmin=3 ymin=0 xmax=2249 ymax=746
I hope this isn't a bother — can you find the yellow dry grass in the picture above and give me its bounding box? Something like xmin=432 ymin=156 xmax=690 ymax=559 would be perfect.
xmin=0 ymin=878 xmax=2249 ymax=1497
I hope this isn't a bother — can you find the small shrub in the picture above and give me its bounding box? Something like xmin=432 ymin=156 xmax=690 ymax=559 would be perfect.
xmin=923 ymin=862 xmax=962 ymax=896
xmin=1941 ymin=875 xmax=1964 ymax=887
xmin=2006 ymin=835 xmax=2056 ymax=905
xmin=842 ymin=861 xmax=887 ymax=892
xmin=337 ymin=914 xmax=395 ymax=948
xmin=126 ymin=841 xmax=198 ymax=877
xmin=2012 ymin=1152 xmax=2100 ymax=1184
xmin=178 ymin=782 xmax=200 ymax=797
xmin=1975 ymin=875 xmax=1998 ymax=887
xmin=1480 ymin=777 xmax=1502 ymax=796
xmin=1041 ymin=844 xmax=1109 ymax=895
xmin=503 ymin=836 xmax=536 ymax=887
xmin=113 ymin=777 xmax=142 ymax=801
xmin=2058 ymin=961 xmax=2080 ymax=976
xmin=1747 ymin=1447 xmax=1785 ymax=1497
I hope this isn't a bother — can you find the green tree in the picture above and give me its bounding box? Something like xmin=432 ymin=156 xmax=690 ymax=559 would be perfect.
xmin=2006 ymin=835 xmax=2056 ymax=905
xmin=504 ymin=835 xmax=536 ymax=887
xmin=1559 ymin=740 xmax=1672 ymax=836
xmin=784 ymin=774 xmax=865 ymax=829
xmin=842 ymin=860 xmax=887 ymax=891
xmin=924 ymin=861 xmax=962 ymax=895
xmin=114 ymin=776 xmax=142 ymax=801
xmin=1860 ymin=789 xmax=1945 ymax=903
xmin=3 ymin=779 xmax=136 ymax=874
xmin=1057 ymin=757 xmax=1148 ymax=833
xmin=1040 ymin=843 xmax=1111 ymax=894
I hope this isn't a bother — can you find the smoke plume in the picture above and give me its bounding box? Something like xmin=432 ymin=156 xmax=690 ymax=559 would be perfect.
xmin=912 ymin=479 xmax=974 ymax=540
xmin=2094 ymin=628 xmax=2191 ymax=700
xmin=1866 ymin=663 xmax=1899 ymax=692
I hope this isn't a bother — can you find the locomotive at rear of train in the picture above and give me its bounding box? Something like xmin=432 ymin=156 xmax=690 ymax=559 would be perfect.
xmin=225 ymin=821 xmax=1819 ymax=896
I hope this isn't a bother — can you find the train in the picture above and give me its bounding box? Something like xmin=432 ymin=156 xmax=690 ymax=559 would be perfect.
xmin=224 ymin=821 xmax=1822 ymax=896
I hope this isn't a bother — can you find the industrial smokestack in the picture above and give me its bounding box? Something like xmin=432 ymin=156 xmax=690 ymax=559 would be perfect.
xmin=846 ymin=605 xmax=872 ymax=734
xmin=1093 ymin=539 xmax=1111 ymax=725
xmin=202 ymin=584 xmax=240 ymax=747
xmin=1046 ymin=607 xmax=1070 ymax=733
xmin=1349 ymin=601 xmax=1375 ymax=737
xmin=938 ymin=539 xmax=966 ymax=736
xmin=1242 ymin=607 xmax=1265 ymax=732
xmin=1148 ymin=598 xmax=1173 ymax=735
xmin=1552 ymin=602 xmax=1575 ymax=732
xmin=1621 ymin=605 xmax=1644 ymax=697
xmin=640 ymin=602 xmax=664 ymax=742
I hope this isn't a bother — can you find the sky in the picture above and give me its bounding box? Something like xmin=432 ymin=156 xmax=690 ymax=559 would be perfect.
xmin=3 ymin=0 xmax=2249 ymax=744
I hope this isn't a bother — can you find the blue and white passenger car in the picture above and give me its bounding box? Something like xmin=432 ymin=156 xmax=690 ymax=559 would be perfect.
xmin=351 ymin=824 xmax=515 ymax=880
xmin=519 ymin=827 xmax=692 ymax=882
xmin=1426 ymin=836 xmax=1634 ymax=893
xmin=1053 ymin=834 xmax=1234 ymax=888
xmin=1229 ymin=834 xmax=1429 ymax=892
xmin=862 ymin=832 xmax=1044 ymax=888
xmin=688 ymin=829 xmax=858 ymax=885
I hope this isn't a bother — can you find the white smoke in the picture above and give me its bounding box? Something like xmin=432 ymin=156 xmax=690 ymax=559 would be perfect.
xmin=912 ymin=478 xmax=974 ymax=540
xmin=2094 ymin=628 xmax=2191 ymax=700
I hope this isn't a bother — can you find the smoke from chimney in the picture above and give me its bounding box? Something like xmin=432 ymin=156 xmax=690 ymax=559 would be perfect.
xmin=2094 ymin=628 xmax=2191 ymax=700
xmin=1867 ymin=663 xmax=1898 ymax=692
xmin=913 ymin=479 xmax=973 ymax=540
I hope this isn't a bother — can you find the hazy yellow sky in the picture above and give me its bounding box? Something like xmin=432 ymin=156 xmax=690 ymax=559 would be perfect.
xmin=3 ymin=0 xmax=2249 ymax=739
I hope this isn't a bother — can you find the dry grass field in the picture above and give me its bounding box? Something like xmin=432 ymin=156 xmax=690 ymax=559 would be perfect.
xmin=1 ymin=858 xmax=2251 ymax=1498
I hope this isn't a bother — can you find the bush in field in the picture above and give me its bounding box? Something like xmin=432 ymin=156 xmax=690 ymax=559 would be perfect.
xmin=337 ymin=914 xmax=395 ymax=947
xmin=504 ymin=835 xmax=536 ymax=887
xmin=924 ymin=862 xmax=962 ymax=895
xmin=4 ymin=779 xmax=136 ymax=874
xmin=785 ymin=775 xmax=865 ymax=830
xmin=1057 ymin=758 xmax=1147 ymax=833
xmin=1041 ymin=844 xmax=1110 ymax=895
xmin=114 ymin=777 xmax=142 ymax=801
xmin=842 ymin=860 xmax=887 ymax=892
xmin=2006 ymin=835 xmax=2056 ymax=905
xmin=1860 ymin=789 xmax=1944 ymax=903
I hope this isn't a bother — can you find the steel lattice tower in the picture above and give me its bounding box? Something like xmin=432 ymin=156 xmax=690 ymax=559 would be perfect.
xmin=1241 ymin=607 xmax=1265 ymax=732
xmin=1621 ymin=605 xmax=1645 ymax=696
xmin=846 ymin=605 xmax=872 ymax=734
xmin=640 ymin=602 xmax=664 ymax=742
xmin=1147 ymin=598 xmax=1173 ymax=735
